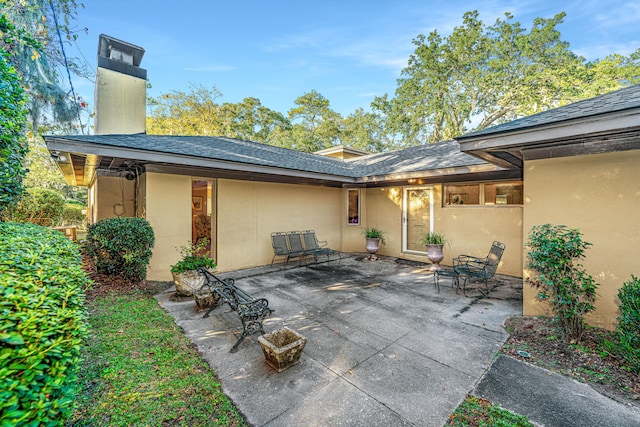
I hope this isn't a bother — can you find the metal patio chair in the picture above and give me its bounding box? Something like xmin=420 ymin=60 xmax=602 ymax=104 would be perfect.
xmin=271 ymin=232 xmax=305 ymax=266
xmin=286 ymin=231 xmax=311 ymax=265
xmin=453 ymin=241 xmax=506 ymax=296
xmin=301 ymin=230 xmax=341 ymax=264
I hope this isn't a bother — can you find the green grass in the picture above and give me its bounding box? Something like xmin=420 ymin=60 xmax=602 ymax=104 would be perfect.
xmin=447 ymin=395 xmax=533 ymax=427
xmin=69 ymin=291 xmax=246 ymax=426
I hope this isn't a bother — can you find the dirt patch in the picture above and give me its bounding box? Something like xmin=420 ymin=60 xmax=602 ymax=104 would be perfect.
xmin=502 ymin=316 xmax=640 ymax=407
xmin=82 ymin=256 xmax=171 ymax=301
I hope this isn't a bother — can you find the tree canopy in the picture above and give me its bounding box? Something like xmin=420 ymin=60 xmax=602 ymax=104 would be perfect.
xmin=146 ymin=10 xmax=639 ymax=152
xmin=374 ymin=11 xmax=640 ymax=145
xmin=1 ymin=0 xmax=88 ymax=130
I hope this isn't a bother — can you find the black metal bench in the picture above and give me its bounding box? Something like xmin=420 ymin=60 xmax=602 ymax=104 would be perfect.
xmin=198 ymin=267 xmax=274 ymax=352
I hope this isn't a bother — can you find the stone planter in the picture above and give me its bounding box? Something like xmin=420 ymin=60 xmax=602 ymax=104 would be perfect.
xmin=172 ymin=270 xmax=206 ymax=296
xmin=258 ymin=327 xmax=307 ymax=372
xmin=426 ymin=244 xmax=444 ymax=270
xmin=366 ymin=237 xmax=381 ymax=260
xmin=193 ymin=287 xmax=219 ymax=311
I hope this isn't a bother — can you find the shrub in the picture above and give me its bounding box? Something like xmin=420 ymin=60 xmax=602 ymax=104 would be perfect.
xmin=1 ymin=188 xmax=65 ymax=226
xmin=616 ymin=276 xmax=640 ymax=372
xmin=170 ymin=238 xmax=216 ymax=273
xmin=87 ymin=217 xmax=155 ymax=282
xmin=526 ymin=224 xmax=599 ymax=342
xmin=0 ymin=222 xmax=89 ymax=425
xmin=60 ymin=203 xmax=86 ymax=230
xmin=0 ymin=50 xmax=28 ymax=214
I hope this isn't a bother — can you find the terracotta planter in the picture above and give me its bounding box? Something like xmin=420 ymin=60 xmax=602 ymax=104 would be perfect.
xmin=426 ymin=244 xmax=444 ymax=270
xmin=258 ymin=327 xmax=307 ymax=372
xmin=366 ymin=237 xmax=381 ymax=260
xmin=172 ymin=270 xmax=206 ymax=296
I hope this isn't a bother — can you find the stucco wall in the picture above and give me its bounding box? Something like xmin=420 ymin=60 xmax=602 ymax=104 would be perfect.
xmin=94 ymin=67 xmax=146 ymax=135
xmin=362 ymin=185 xmax=523 ymax=277
xmin=216 ymin=180 xmax=343 ymax=272
xmin=145 ymin=172 xmax=192 ymax=281
xmin=523 ymin=150 xmax=640 ymax=330
xmin=94 ymin=174 xmax=136 ymax=221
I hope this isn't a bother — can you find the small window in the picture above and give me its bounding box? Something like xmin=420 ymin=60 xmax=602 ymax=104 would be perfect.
xmin=484 ymin=183 xmax=523 ymax=205
xmin=444 ymin=184 xmax=480 ymax=206
xmin=347 ymin=189 xmax=360 ymax=225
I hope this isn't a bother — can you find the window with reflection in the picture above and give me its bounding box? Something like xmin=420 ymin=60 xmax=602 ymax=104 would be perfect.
xmin=444 ymin=184 xmax=480 ymax=206
xmin=444 ymin=181 xmax=523 ymax=206
xmin=347 ymin=189 xmax=360 ymax=225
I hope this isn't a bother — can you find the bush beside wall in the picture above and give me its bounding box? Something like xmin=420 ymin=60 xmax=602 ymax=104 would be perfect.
xmin=617 ymin=276 xmax=640 ymax=373
xmin=86 ymin=217 xmax=155 ymax=282
xmin=0 ymin=222 xmax=89 ymax=425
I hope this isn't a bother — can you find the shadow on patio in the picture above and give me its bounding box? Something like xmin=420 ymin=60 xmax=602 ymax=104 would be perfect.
xmin=155 ymin=255 xmax=522 ymax=427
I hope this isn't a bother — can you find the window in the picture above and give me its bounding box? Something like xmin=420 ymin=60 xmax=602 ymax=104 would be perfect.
xmin=444 ymin=181 xmax=522 ymax=206
xmin=444 ymin=184 xmax=480 ymax=206
xmin=484 ymin=183 xmax=523 ymax=205
xmin=347 ymin=189 xmax=360 ymax=225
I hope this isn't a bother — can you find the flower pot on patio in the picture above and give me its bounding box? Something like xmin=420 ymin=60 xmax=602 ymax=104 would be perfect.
xmin=258 ymin=327 xmax=307 ymax=372
xmin=426 ymin=244 xmax=445 ymax=270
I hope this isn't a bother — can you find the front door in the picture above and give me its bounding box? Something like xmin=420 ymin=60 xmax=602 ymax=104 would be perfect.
xmin=402 ymin=187 xmax=433 ymax=253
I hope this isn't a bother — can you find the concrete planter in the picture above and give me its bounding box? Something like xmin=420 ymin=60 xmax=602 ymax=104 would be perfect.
xmin=193 ymin=287 xmax=219 ymax=311
xmin=172 ymin=270 xmax=206 ymax=296
xmin=258 ymin=327 xmax=307 ymax=372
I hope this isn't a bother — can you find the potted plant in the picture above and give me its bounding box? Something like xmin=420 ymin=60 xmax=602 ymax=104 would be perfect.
xmin=171 ymin=238 xmax=217 ymax=297
xmin=364 ymin=227 xmax=385 ymax=260
xmin=418 ymin=231 xmax=448 ymax=270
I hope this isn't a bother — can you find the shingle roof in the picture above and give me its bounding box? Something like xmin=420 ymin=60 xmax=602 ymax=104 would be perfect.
xmin=51 ymin=134 xmax=486 ymax=177
xmin=347 ymin=140 xmax=485 ymax=176
xmin=458 ymin=84 xmax=640 ymax=140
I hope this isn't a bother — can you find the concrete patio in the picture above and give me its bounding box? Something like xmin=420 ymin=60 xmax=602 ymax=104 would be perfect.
xmin=155 ymin=255 xmax=523 ymax=426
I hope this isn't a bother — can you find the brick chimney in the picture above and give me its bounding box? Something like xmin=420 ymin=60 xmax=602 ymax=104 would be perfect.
xmin=94 ymin=34 xmax=146 ymax=135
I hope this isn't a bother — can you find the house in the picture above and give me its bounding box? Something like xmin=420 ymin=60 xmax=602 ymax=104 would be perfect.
xmin=46 ymin=35 xmax=640 ymax=330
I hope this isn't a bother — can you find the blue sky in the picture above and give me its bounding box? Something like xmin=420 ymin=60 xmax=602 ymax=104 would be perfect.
xmin=67 ymin=0 xmax=639 ymax=122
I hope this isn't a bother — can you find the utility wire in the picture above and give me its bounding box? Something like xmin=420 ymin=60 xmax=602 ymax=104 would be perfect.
xmin=48 ymin=0 xmax=85 ymax=134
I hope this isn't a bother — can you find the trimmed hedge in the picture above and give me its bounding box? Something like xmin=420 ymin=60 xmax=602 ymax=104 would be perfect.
xmin=617 ymin=276 xmax=640 ymax=373
xmin=0 ymin=222 xmax=89 ymax=425
xmin=86 ymin=217 xmax=155 ymax=282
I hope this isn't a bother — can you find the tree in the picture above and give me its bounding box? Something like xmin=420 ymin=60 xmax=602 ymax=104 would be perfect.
xmin=376 ymin=10 xmax=640 ymax=145
xmin=1 ymin=0 xmax=88 ymax=131
xmin=147 ymin=85 xmax=290 ymax=144
xmin=286 ymin=90 xmax=343 ymax=152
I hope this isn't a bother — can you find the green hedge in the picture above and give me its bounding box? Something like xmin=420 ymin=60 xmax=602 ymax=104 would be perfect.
xmin=0 ymin=222 xmax=89 ymax=425
xmin=0 ymin=188 xmax=65 ymax=226
xmin=86 ymin=217 xmax=155 ymax=282
xmin=617 ymin=276 xmax=640 ymax=373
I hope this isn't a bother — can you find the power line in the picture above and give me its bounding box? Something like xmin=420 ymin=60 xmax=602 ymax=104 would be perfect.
xmin=48 ymin=0 xmax=84 ymax=134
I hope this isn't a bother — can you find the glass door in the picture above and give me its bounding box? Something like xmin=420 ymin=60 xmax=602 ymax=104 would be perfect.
xmin=402 ymin=187 xmax=433 ymax=253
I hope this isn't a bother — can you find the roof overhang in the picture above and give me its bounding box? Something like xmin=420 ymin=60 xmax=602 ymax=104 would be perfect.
xmin=456 ymin=108 xmax=640 ymax=168
xmin=46 ymin=137 xmax=357 ymax=188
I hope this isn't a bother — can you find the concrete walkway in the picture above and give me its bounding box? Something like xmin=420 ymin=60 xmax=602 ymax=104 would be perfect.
xmin=156 ymin=255 xmax=523 ymax=426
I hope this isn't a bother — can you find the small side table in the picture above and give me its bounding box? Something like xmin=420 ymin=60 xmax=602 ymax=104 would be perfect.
xmin=433 ymin=268 xmax=460 ymax=293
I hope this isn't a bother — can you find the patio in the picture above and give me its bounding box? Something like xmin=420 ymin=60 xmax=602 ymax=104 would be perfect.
xmin=155 ymin=255 xmax=523 ymax=426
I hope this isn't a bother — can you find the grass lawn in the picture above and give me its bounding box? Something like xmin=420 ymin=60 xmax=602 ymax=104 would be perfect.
xmin=447 ymin=395 xmax=533 ymax=427
xmin=69 ymin=289 xmax=246 ymax=426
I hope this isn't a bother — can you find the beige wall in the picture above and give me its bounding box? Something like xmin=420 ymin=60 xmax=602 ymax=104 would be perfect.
xmin=216 ymin=180 xmax=343 ymax=272
xmin=523 ymin=150 xmax=640 ymax=330
xmin=94 ymin=67 xmax=146 ymax=135
xmin=145 ymin=172 xmax=192 ymax=281
xmin=360 ymin=185 xmax=523 ymax=276
xmin=94 ymin=174 xmax=136 ymax=221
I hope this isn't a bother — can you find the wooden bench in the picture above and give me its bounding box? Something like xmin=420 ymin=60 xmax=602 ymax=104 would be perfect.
xmin=198 ymin=267 xmax=274 ymax=352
